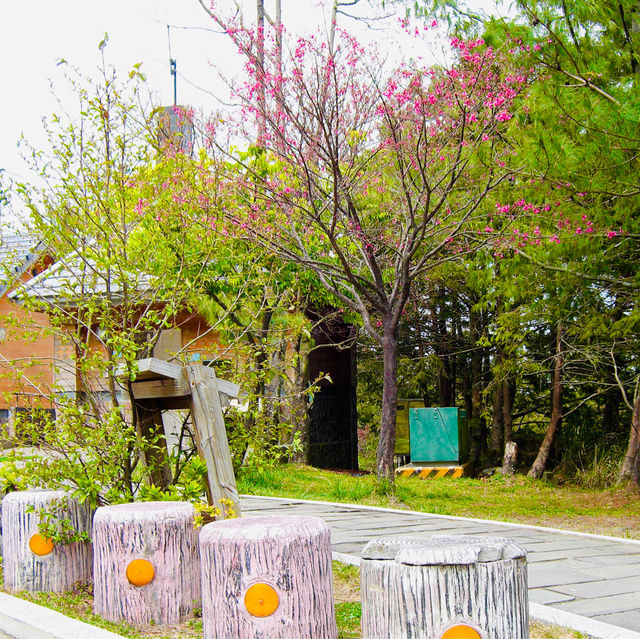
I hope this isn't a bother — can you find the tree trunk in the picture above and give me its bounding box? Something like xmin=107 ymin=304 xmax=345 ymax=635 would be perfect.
xmin=489 ymin=381 xmax=504 ymax=464
xmin=529 ymin=323 xmax=564 ymax=479
xmin=488 ymin=340 xmax=506 ymax=465
xmin=469 ymin=305 xmax=485 ymax=465
xmin=462 ymin=364 xmax=473 ymax=418
xmin=283 ymin=335 xmax=308 ymax=463
xmin=503 ymin=378 xmax=514 ymax=444
xmin=602 ymin=381 xmax=622 ymax=433
xmin=502 ymin=441 xmax=518 ymax=476
xmin=433 ymin=286 xmax=453 ymax=407
xmin=618 ymin=390 xmax=640 ymax=484
xmin=256 ymin=0 xmax=267 ymax=144
xmin=376 ymin=319 xmax=399 ymax=480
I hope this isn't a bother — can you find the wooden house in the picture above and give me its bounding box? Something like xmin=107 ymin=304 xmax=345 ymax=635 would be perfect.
xmin=5 ymin=235 xmax=358 ymax=469
xmin=0 ymin=235 xmax=56 ymax=434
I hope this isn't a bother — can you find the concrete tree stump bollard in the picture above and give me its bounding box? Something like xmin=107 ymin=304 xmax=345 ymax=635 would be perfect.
xmin=361 ymin=535 xmax=528 ymax=639
xmin=200 ymin=515 xmax=337 ymax=639
xmin=1 ymin=490 xmax=92 ymax=592
xmin=93 ymin=501 xmax=200 ymax=625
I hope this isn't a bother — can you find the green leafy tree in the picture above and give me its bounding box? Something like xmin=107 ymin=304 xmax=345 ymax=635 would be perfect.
xmin=406 ymin=0 xmax=640 ymax=482
xmin=5 ymin=56 xmax=216 ymax=503
xmin=502 ymin=0 xmax=640 ymax=482
xmin=198 ymin=5 xmax=535 ymax=479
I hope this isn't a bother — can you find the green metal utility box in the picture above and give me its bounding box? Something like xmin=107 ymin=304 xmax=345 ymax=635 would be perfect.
xmin=409 ymin=407 xmax=468 ymax=464
xmin=395 ymin=399 xmax=424 ymax=455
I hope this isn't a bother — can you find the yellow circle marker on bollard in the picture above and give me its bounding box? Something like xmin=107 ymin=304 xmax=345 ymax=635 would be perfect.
xmin=441 ymin=624 xmax=482 ymax=639
xmin=29 ymin=533 xmax=55 ymax=556
xmin=126 ymin=559 xmax=155 ymax=586
xmin=244 ymin=582 xmax=280 ymax=617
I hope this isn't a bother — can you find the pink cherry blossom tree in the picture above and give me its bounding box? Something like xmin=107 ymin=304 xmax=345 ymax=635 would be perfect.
xmin=201 ymin=9 xmax=532 ymax=478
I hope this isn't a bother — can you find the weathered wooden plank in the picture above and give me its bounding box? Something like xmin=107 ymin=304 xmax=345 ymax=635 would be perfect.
xmin=130 ymin=377 xmax=191 ymax=400
xmin=152 ymin=328 xmax=182 ymax=361
xmin=186 ymin=363 xmax=240 ymax=515
xmin=134 ymin=357 xmax=183 ymax=380
xmin=214 ymin=377 xmax=241 ymax=399
xmin=129 ymin=364 xmax=240 ymax=401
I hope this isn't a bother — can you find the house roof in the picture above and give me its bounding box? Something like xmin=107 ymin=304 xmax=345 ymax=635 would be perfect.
xmin=8 ymin=244 xmax=153 ymax=307
xmin=0 ymin=234 xmax=47 ymax=299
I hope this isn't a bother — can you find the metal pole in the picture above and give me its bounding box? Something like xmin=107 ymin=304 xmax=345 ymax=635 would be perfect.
xmin=170 ymin=59 xmax=177 ymax=105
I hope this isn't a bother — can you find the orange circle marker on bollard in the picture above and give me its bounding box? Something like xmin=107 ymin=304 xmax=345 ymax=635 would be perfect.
xmin=29 ymin=533 xmax=55 ymax=556
xmin=244 ymin=582 xmax=280 ymax=617
xmin=126 ymin=559 xmax=155 ymax=586
xmin=441 ymin=625 xmax=482 ymax=639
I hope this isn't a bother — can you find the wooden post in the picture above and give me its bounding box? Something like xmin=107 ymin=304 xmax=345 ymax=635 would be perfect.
xmin=134 ymin=397 xmax=173 ymax=489
xmin=93 ymin=501 xmax=200 ymax=625
xmin=199 ymin=515 xmax=337 ymax=639
xmin=124 ymin=358 xmax=241 ymax=515
xmin=186 ymin=363 xmax=241 ymax=514
xmin=1 ymin=490 xmax=92 ymax=592
xmin=361 ymin=535 xmax=528 ymax=639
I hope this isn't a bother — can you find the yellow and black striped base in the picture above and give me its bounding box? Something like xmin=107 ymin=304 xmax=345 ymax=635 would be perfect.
xmin=396 ymin=463 xmax=472 ymax=479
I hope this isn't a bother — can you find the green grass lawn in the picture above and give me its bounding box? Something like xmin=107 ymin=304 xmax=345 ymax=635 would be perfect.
xmin=237 ymin=463 xmax=640 ymax=538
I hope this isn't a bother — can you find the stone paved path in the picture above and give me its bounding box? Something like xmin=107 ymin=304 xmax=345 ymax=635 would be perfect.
xmin=241 ymin=495 xmax=640 ymax=635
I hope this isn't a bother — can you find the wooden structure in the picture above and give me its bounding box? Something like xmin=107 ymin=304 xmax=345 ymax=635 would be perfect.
xmin=199 ymin=515 xmax=337 ymax=639
xmin=0 ymin=236 xmax=56 ymax=433
xmin=361 ymin=535 xmax=528 ymax=639
xmin=1 ymin=490 xmax=92 ymax=592
xmin=127 ymin=358 xmax=241 ymax=514
xmin=305 ymin=309 xmax=358 ymax=470
xmin=93 ymin=501 xmax=200 ymax=625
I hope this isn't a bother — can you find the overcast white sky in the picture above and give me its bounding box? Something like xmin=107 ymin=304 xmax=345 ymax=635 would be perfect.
xmin=0 ymin=0 xmax=504 ymax=226
xmin=0 ymin=1 xmax=388 ymax=185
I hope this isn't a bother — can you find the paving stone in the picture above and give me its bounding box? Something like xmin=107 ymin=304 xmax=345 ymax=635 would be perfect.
xmin=551 ymin=575 xmax=640 ymax=599
xmin=527 ymin=563 xmax=596 ymax=589
xmin=556 ymin=592 xmax=640 ymax=617
xmin=567 ymin=559 xmax=640 ymax=581
xmin=592 ymin=611 xmax=640 ymax=632
xmin=527 ymin=546 xmax=624 ymax=563
xmin=332 ymin=542 xmax=365 ymax=555
xmin=528 ymin=588 xmax=576 ymax=605
xmin=576 ymin=551 xmax=640 ymax=566
xmin=526 ymin=539 xmax=604 ymax=552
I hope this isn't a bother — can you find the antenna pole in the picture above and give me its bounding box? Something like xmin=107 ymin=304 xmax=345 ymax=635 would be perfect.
xmin=170 ymin=58 xmax=177 ymax=105
xmin=167 ymin=25 xmax=177 ymax=105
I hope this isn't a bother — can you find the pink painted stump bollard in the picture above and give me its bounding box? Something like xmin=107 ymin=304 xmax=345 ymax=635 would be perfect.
xmin=1 ymin=490 xmax=92 ymax=592
xmin=93 ymin=501 xmax=200 ymax=625
xmin=200 ymin=515 xmax=337 ymax=639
